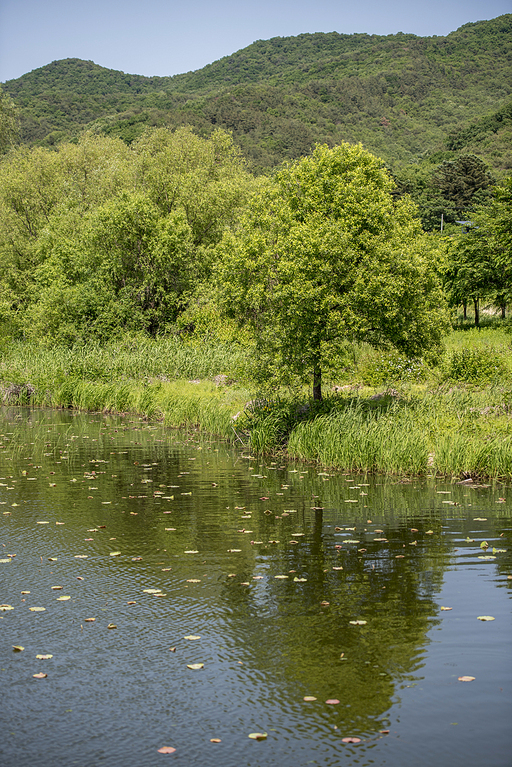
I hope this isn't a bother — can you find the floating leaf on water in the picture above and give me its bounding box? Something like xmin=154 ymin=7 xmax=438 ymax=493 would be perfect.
xmin=477 ymin=615 xmax=495 ymax=621
xmin=440 ymin=606 xmax=452 ymax=611
xmin=48 ymin=558 xmax=58 ymax=562
xmin=294 ymin=577 xmax=307 ymax=582
xmin=342 ymin=737 xmax=361 ymax=743
xmin=184 ymin=550 xmax=199 ymax=554
xmin=36 ymin=521 xmax=49 ymax=524
xmin=344 ymin=540 xmax=360 ymax=544
xmin=12 ymin=645 xmax=24 ymax=651
xmin=33 ymin=672 xmax=47 ymax=679
xmin=0 ymin=559 xmax=12 ymax=563
xmin=349 ymin=620 xmax=367 ymax=625
xmin=74 ymin=555 xmax=88 ymax=559
xmin=29 ymin=607 xmax=45 ymax=612
xmin=186 ymin=579 xmax=201 ymax=583
xmin=253 ymin=576 xmax=264 ymax=580
xmin=84 ymin=618 xmax=95 ymax=622
xmin=107 ymin=623 xmax=117 ymax=629
xmin=1 ymin=604 xmax=14 ymax=611
xmin=143 ymin=589 xmax=162 ymax=594
xmin=109 ymin=552 xmax=121 ymax=557
xmin=303 ymin=696 xmax=317 ymax=701
xmin=210 ymin=738 xmax=221 ymax=743
xmin=344 ymin=499 xmax=358 ymax=503
xmin=458 ymin=676 xmax=475 ymax=682
xmin=480 ymin=541 xmax=489 ymax=549
xmin=332 ymin=566 xmax=344 ymax=570
xmin=157 ymin=746 xmax=176 ymax=754
xmin=275 ymin=575 xmax=288 ymax=579
xmin=164 ymin=528 xmax=176 ymax=532
xmin=57 ymin=596 xmax=71 ymax=601
xmin=184 ymin=635 xmax=201 ymax=640
xmin=51 ymin=586 xmax=63 ymax=590
xmin=248 ymin=732 xmax=267 ymax=740
xmin=21 ymin=591 xmax=30 ymax=594
xmin=326 ymin=699 xmax=340 ymax=705
xmin=187 ymin=663 xmax=204 ymax=670
xmin=474 ymin=518 xmax=487 ymax=521
xmin=36 ymin=654 xmax=53 ymax=659
xmin=320 ymin=601 xmax=330 ymax=606
xmin=478 ymin=555 xmax=496 ymax=560
xmin=227 ymin=549 xmax=241 ymax=553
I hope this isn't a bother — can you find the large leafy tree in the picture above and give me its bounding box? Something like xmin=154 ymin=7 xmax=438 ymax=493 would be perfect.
xmin=217 ymin=143 xmax=447 ymax=399
xmin=443 ymin=176 xmax=512 ymax=322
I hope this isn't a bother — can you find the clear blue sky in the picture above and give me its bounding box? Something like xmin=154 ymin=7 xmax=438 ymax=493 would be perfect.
xmin=1 ymin=0 xmax=510 ymax=82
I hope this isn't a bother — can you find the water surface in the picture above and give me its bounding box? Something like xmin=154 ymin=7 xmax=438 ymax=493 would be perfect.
xmin=0 ymin=408 xmax=511 ymax=766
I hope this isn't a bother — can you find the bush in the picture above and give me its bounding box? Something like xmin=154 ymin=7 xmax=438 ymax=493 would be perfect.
xmin=361 ymin=350 xmax=428 ymax=386
xmin=443 ymin=347 xmax=508 ymax=383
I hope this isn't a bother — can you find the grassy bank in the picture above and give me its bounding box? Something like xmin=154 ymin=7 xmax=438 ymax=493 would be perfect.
xmin=1 ymin=328 xmax=512 ymax=479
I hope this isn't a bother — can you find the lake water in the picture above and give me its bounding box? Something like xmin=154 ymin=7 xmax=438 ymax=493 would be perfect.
xmin=0 ymin=407 xmax=511 ymax=767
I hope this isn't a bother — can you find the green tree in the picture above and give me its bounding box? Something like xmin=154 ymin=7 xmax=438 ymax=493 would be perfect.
xmin=29 ymin=192 xmax=193 ymax=342
xmin=217 ymin=143 xmax=447 ymax=399
xmin=431 ymin=155 xmax=494 ymax=219
xmin=442 ymin=176 xmax=512 ymax=323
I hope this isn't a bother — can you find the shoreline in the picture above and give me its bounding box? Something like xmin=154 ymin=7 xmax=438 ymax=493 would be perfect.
xmin=1 ymin=376 xmax=511 ymax=481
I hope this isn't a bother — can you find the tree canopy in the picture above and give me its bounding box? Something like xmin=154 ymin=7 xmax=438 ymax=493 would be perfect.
xmin=217 ymin=143 xmax=448 ymax=399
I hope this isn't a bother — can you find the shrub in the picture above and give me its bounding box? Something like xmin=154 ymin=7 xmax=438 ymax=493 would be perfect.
xmin=443 ymin=347 xmax=508 ymax=383
xmin=361 ymin=350 xmax=428 ymax=386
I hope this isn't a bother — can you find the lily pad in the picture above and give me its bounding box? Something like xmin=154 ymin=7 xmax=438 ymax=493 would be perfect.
xmin=477 ymin=615 xmax=495 ymax=621
xmin=248 ymin=732 xmax=267 ymax=740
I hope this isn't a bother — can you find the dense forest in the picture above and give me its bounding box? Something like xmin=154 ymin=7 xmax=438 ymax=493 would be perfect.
xmin=2 ymin=15 xmax=511 ymax=174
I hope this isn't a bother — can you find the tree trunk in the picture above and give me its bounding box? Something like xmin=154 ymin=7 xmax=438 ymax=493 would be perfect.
xmin=473 ymin=298 xmax=480 ymax=327
xmin=463 ymin=302 xmax=467 ymax=320
xmin=501 ymin=303 xmax=506 ymax=319
xmin=313 ymin=366 xmax=322 ymax=401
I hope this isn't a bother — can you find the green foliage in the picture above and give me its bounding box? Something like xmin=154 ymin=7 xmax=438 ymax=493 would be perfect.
xmin=217 ymin=142 xmax=448 ymax=399
xmin=441 ymin=176 xmax=512 ymax=317
xmin=431 ymin=155 xmax=494 ymax=218
xmin=0 ymin=86 xmax=19 ymax=153
xmin=442 ymin=347 xmax=508 ymax=383
xmin=0 ymin=128 xmax=253 ymax=342
xmin=361 ymin=351 xmax=429 ymax=386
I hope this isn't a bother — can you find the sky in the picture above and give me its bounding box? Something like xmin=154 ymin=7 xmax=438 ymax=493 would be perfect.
xmin=1 ymin=0 xmax=510 ymax=82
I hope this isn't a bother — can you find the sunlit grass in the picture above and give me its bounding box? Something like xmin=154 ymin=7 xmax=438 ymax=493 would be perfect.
xmin=1 ymin=324 xmax=512 ymax=477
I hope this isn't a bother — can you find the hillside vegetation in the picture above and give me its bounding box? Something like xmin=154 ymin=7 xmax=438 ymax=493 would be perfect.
xmin=2 ymin=15 xmax=511 ymax=172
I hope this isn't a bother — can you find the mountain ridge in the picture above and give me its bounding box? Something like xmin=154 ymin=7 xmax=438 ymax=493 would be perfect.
xmin=3 ymin=14 xmax=511 ymax=172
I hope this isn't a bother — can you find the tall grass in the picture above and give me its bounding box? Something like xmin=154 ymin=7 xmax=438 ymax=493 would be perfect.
xmin=0 ymin=337 xmax=246 ymax=387
xmin=1 ymin=329 xmax=512 ymax=478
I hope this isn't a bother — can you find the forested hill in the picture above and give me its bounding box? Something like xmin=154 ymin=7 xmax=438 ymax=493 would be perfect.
xmin=3 ymin=14 xmax=512 ymax=171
